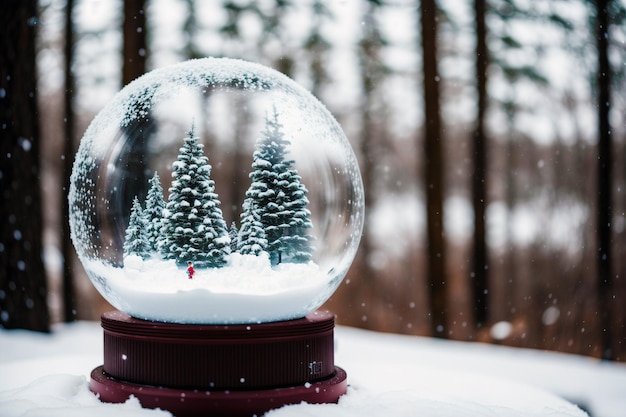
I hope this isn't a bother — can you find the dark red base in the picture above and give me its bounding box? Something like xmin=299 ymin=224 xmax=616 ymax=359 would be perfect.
xmin=90 ymin=310 xmax=347 ymax=416
xmin=91 ymin=365 xmax=347 ymax=417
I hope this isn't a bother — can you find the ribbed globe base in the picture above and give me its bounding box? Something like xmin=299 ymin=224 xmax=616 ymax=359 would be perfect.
xmin=91 ymin=365 xmax=347 ymax=417
xmin=90 ymin=310 xmax=347 ymax=416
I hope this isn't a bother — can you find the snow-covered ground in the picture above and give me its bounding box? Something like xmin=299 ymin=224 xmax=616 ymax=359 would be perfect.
xmin=87 ymin=254 xmax=330 ymax=324
xmin=1 ymin=320 xmax=624 ymax=417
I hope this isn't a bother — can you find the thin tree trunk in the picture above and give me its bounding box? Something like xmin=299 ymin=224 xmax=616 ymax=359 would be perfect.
xmin=419 ymin=0 xmax=448 ymax=338
xmin=0 ymin=0 xmax=50 ymax=332
xmin=307 ymin=0 xmax=331 ymax=99
xmin=504 ymin=102 xmax=518 ymax=321
xmin=346 ymin=1 xmax=383 ymax=329
xmin=358 ymin=2 xmax=380 ymax=285
xmin=183 ymin=0 xmax=201 ymax=59
xmin=118 ymin=0 xmax=150 ymax=257
xmin=62 ymin=0 xmax=77 ymax=322
xmin=595 ymin=0 xmax=614 ymax=360
xmin=123 ymin=0 xmax=148 ymax=86
xmin=472 ymin=0 xmax=489 ymax=329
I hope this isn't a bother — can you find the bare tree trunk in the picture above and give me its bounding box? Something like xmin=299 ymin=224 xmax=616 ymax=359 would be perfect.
xmin=226 ymin=96 xmax=251 ymax=223
xmin=0 ymin=0 xmax=50 ymax=332
xmin=357 ymin=1 xmax=382 ymax=287
xmin=306 ymin=0 xmax=332 ymax=99
xmin=504 ymin=103 xmax=519 ymax=321
xmin=336 ymin=0 xmax=385 ymax=329
xmin=419 ymin=0 xmax=448 ymax=338
xmin=182 ymin=0 xmax=201 ymax=59
xmin=595 ymin=0 xmax=614 ymax=360
xmin=62 ymin=0 xmax=77 ymax=323
xmin=472 ymin=0 xmax=489 ymax=329
xmin=118 ymin=0 xmax=150 ymax=254
xmin=123 ymin=0 xmax=148 ymax=86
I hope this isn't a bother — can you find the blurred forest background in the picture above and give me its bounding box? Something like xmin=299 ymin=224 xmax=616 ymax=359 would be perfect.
xmin=2 ymin=0 xmax=626 ymax=361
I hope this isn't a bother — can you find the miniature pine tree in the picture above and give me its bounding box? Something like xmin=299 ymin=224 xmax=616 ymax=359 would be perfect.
xmin=237 ymin=197 xmax=268 ymax=256
xmin=161 ymin=126 xmax=230 ymax=268
xmin=123 ymin=196 xmax=150 ymax=259
xmin=246 ymin=108 xmax=313 ymax=265
xmin=229 ymin=222 xmax=239 ymax=253
xmin=144 ymin=171 xmax=166 ymax=254
xmin=281 ymin=167 xmax=313 ymax=263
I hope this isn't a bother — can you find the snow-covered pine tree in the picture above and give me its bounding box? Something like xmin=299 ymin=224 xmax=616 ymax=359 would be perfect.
xmin=281 ymin=166 xmax=313 ymax=263
xmin=229 ymin=222 xmax=239 ymax=252
xmin=144 ymin=171 xmax=166 ymax=254
xmin=123 ymin=196 xmax=150 ymax=259
xmin=237 ymin=197 xmax=268 ymax=256
xmin=161 ymin=126 xmax=230 ymax=268
xmin=245 ymin=107 xmax=313 ymax=265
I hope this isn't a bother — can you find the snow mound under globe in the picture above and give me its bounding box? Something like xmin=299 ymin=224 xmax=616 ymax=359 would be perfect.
xmin=69 ymin=57 xmax=364 ymax=324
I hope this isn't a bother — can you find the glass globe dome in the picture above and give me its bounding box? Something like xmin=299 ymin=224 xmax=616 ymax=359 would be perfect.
xmin=69 ymin=57 xmax=364 ymax=324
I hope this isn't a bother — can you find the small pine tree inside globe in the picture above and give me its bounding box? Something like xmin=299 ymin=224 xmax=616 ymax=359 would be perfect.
xmin=123 ymin=196 xmax=150 ymax=259
xmin=144 ymin=172 xmax=166 ymax=254
xmin=281 ymin=165 xmax=314 ymax=263
xmin=161 ymin=126 xmax=230 ymax=268
xmin=237 ymin=197 xmax=268 ymax=256
xmin=228 ymin=222 xmax=239 ymax=252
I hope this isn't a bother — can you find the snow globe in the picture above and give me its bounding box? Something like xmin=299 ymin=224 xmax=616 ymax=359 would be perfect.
xmin=69 ymin=58 xmax=364 ymax=416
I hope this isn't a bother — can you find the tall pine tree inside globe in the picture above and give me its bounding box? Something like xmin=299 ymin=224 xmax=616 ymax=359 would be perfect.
xmin=144 ymin=172 xmax=166 ymax=254
xmin=244 ymin=108 xmax=313 ymax=265
xmin=123 ymin=196 xmax=150 ymax=259
xmin=161 ymin=126 xmax=230 ymax=268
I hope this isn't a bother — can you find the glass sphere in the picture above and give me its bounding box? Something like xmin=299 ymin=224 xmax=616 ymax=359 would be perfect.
xmin=69 ymin=57 xmax=364 ymax=324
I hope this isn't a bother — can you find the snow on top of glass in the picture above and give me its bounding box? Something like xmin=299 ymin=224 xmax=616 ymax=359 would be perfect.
xmin=68 ymin=57 xmax=364 ymax=324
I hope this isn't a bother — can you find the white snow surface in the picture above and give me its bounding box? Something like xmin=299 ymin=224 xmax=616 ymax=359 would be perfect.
xmin=88 ymin=254 xmax=330 ymax=324
xmin=2 ymin=321 xmax=625 ymax=417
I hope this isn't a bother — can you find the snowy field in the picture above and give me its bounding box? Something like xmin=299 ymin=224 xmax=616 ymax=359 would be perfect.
xmin=1 ymin=320 xmax=625 ymax=417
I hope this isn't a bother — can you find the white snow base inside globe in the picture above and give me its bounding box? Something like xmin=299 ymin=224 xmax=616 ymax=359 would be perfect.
xmin=86 ymin=253 xmax=330 ymax=324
